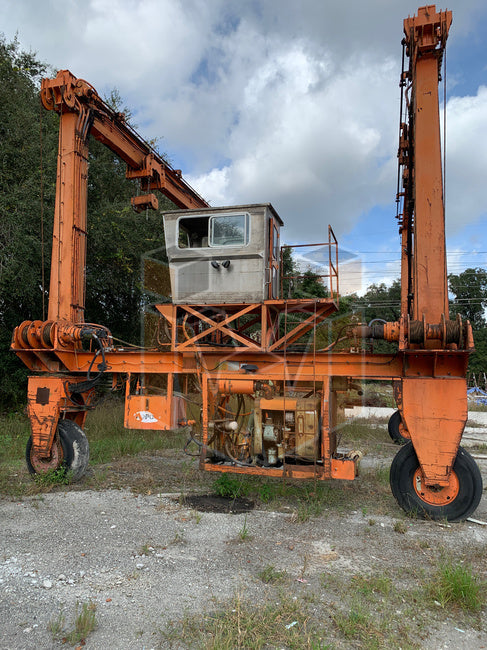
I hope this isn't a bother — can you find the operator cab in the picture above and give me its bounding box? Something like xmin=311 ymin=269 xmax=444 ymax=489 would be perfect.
xmin=163 ymin=203 xmax=282 ymax=304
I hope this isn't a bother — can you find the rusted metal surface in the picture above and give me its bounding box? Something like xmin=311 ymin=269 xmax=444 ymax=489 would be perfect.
xmin=402 ymin=377 xmax=467 ymax=484
xmin=25 ymin=376 xmax=92 ymax=458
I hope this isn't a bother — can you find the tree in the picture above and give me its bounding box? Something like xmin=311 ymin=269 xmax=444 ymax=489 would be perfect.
xmin=448 ymin=267 xmax=487 ymax=329
xmin=0 ymin=39 xmax=177 ymax=408
xmin=352 ymin=280 xmax=401 ymax=323
xmin=0 ymin=37 xmax=58 ymax=408
xmin=448 ymin=268 xmax=487 ymax=374
xmin=280 ymin=247 xmax=329 ymax=299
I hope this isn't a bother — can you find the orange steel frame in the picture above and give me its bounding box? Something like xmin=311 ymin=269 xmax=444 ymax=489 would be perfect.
xmin=11 ymin=7 xmax=479 ymax=513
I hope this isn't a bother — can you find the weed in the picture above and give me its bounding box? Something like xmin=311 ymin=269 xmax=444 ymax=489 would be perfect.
xmin=171 ymin=531 xmax=186 ymax=545
xmin=368 ymin=518 xmax=376 ymax=526
xmin=48 ymin=610 xmax=65 ymax=638
xmin=352 ymin=573 xmax=392 ymax=597
xmin=139 ymin=543 xmax=152 ymax=555
xmin=468 ymin=402 xmax=487 ymax=412
xmin=300 ymin=553 xmax=310 ymax=580
xmin=193 ymin=510 xmax=202 ymax=524
xmin=66 ymin=601 xmax=97 ymax=644
xmin=332 ymin=602 xmax=371 ymax=640
xmin=0 ymin=412 xmax=30 ymax=463
xmin=84 ymin=400 xmax=186 ymax=464
xmin=393 ymin=520 xmax=407 ymax=534
xmin=258 ymin=564 xmax=288 ymax=584
xmin=212 ymin=473 xmax=244 ymax=499
xmin=48 ymin=601 xmax=96 ymax=645
xmin=160 ymin=592 xmax=327 ymax=649
xmin=237 ymin=514 xmax=251 ymax=541
xmin=33 ymin=466 xmax=72 ymax=487
xmin=256 ymin=482 xmax=274 ymax=502
xmin=372 ymin=464 xmax=390 ymax=487
xmin=427 ymin=558 xmax=486 ymax=612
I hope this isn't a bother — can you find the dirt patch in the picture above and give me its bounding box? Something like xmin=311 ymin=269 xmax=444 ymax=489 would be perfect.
xmin=182 ymin=494 xmax=255 ymax=513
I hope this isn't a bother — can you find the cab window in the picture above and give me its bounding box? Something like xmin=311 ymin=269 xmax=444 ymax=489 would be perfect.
xmin=210 ymin=214 xmax=249 ymax=246
xmin=178 ymin=213 xmax=250 ymax=248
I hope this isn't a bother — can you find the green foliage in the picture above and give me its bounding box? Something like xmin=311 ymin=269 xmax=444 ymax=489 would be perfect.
xmin=352 ymin=279 xmax=401 ymax=323
xmin=281 ymin=247 xmax=329 ymax=299
xmin=33 ymin=466 xmax=72 ymax=487
xmin=293 ymin=268 xmax=329 ymax=299
xmin=280 ymin=246 xmax=295 ymax=297
xmin=161 ymin=592 xmax=327 ymax=649
xmin=332 ymin=602 xmax=372 ymax=640
xmin=469 ymin=328 xmax=487 ymax=374
xmin=0 ymin=37 xmax=58 ymax=408
xmin=212 ymin=473 xmax=244 ymax=499
xmin=449 ymin=268 xmax=487 ymax=372
xmin=449 ymin=267 xmax=487 ymax=329
xmin=237 ymin=513 xmax=251 ymax=541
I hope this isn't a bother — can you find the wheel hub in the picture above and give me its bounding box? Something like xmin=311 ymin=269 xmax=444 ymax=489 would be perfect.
xmin=29 ymin=437 xmax=63 ymax=474
xmin=413 ymin=468 xmax=459 ymax=505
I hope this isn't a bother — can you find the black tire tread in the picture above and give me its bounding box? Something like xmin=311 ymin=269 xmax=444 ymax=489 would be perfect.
xmin=25 ymin=419 xmax=89 ymax=482
xmin=388 ymin=410 xmax=409 ymax=445
xmin=390 ymin=443 xmax=482 ymax=522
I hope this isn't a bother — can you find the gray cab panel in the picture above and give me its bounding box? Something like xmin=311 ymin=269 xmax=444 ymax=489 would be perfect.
xmin=163 ymin=204 xmax=282 ymax=304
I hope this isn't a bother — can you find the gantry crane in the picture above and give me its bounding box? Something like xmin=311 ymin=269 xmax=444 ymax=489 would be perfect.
xmin=12 ymin=5 xmax=483 ymax=521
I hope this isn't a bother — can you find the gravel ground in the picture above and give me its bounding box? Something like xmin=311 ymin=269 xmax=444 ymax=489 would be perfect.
xmin=1 ymin=454 xmax=486 ymax=649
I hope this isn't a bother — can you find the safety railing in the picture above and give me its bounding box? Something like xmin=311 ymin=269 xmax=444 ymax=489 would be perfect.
xmin=280 ymin=225 xmax=339 ymax=304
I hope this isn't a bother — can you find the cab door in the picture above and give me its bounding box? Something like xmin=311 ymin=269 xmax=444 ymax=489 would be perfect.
xmin=268 ymin=218 xmax=280 ymax=299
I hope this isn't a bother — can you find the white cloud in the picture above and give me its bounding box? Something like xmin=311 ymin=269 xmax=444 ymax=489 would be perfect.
xmin=445 ymin=86 xmax=487 ymax=234
xmin=2 ymin=0 xmax=486 ymax=249
xmin=188 ymin=45 xmax=398 ymax=243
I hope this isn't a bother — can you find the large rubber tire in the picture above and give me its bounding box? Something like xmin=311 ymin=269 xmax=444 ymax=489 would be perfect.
xmin=388 ymin=410 xmax=410 ymax=445
xmin=390 ymin=443 xmax=483 ymax=522
xmin=26 ymin=419 xmax=90 ymax=482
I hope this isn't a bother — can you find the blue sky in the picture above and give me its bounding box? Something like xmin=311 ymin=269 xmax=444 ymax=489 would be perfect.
xmin=2 ymin=0 xmax=486 ymax=293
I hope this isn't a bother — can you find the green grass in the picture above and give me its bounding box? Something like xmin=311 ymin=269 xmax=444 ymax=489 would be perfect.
xmin=161 ymin=572 xmax=426 ymax=650
xmin=211 ymin=462 xmax=394 ymax=520
xmin=393 ymin=520 xmax=407 ymax=534
xmin=49 ymin=601 xmax=97 ymax=645
xmin=325 ymin=572 xmax=423 ymax=649
xmin=0 ymin=412 xmax=30 ymax=465
xmin=257 ymin=564 xmax=288 ymax=584
xmin=84 ymin=400 xmax=187 ymax=464
xmin=332 ymin=601 xmax=373 ymax=640
xmin=161 ymin=592 xmax=330 ymax=649
xmin=427 ymin=557 xmax=486 ymax=612
xmin=351 ymin=572 xmax=393 ymax=597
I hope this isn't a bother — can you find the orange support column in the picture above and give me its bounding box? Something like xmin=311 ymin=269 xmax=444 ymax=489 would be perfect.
xmin=47 ymin=108 xmax=90 ymax=323
xmin=404 ymin=6 xmax=452 ymax=324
